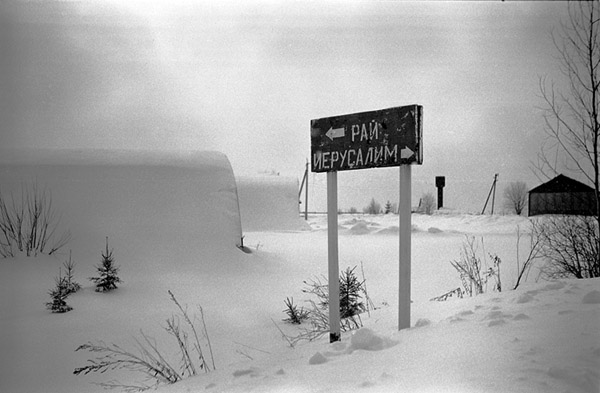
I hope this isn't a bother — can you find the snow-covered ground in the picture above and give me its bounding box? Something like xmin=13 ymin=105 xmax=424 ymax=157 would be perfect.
xmin=0 ymin=152 xmax=598 ymax=393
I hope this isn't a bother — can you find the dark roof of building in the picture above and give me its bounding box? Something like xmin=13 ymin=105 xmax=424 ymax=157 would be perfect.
xmin=529 ymin=174 xmax=594 ymax=194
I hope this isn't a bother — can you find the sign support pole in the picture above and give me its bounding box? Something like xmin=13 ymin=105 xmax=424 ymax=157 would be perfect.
xmin=327 ymin=171 xmax=341 ymax=342
xmin=305 ymin=161 xmax=309 ymax=220
xmin=398 ymin=165 xmax=412 ymax=330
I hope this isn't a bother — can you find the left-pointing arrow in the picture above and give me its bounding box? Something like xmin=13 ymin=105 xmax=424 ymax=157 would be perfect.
xmin=326 ymin=127 xmax=345 ymax=141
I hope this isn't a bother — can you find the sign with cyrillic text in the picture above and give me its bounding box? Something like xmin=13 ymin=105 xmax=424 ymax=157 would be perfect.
xmin=310 ymin=105 xmax=423 ymax=172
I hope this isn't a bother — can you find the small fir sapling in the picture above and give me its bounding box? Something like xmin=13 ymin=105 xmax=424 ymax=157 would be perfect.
xmin=384 ymin=200 xmax=393 ymax=214
xmin=339 ymin=266 xmax=366 ymax=318
xmin=282 ymin=266 xmax=370 ymax=344
xmin=282 ymin=297 xmax=309 ymax=324
xmin=46 ymin=269 xmax=73 ymax=313
xmin=63 ymin=250 xmax=81 ymax=294
xmin=89 ymin=237 xmax=121 ymax=292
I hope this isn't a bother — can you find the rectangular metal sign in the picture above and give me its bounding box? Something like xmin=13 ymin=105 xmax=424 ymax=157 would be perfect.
xmin=311 ymin=105 xmax=423 ymax=172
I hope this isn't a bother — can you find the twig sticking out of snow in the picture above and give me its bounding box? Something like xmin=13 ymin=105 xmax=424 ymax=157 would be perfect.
xmin=74 ymin=291 xmax=215 ymax=391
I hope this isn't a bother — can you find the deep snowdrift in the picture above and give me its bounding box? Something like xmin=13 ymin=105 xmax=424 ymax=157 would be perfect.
xmin=0 ymin=149 xmax=244 ymax=258
xmin=159 ymin=277 xmax=600 ymax=393
xmin=0 ymin=152 xmax=598 ymax=393
xmin=237 ymin=175 xmax=309 ymax=232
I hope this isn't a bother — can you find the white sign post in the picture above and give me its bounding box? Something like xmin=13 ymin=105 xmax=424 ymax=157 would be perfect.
xmin=398 ymin=165 xmax=412 ymax=329
xmin=311 ymin=105 xmax=422 ymax=341
xmin=327 ymin=171 xmax=341 ymax=342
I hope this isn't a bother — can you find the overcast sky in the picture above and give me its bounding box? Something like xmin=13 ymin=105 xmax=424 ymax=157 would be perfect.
xmin=0 ymin=1 xmax=573 ymax=212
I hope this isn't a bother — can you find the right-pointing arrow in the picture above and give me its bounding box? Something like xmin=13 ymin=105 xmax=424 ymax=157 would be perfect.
xmin=400 ymin=147 xmax=414 ymax=160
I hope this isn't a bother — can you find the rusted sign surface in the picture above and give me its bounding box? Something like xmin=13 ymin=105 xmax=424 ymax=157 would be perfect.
xmin=311 ymin=105 xmax=423 ymax=172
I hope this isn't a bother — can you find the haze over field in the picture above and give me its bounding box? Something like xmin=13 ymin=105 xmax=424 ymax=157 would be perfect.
xmin=0 ymin=0 xmax=576 ymax=212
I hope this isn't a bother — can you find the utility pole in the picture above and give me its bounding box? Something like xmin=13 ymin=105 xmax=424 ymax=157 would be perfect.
xmin=481 ymin=174 xmax=499 ymax=214
xmin=298 ymin=160 xmax=309 ymax=220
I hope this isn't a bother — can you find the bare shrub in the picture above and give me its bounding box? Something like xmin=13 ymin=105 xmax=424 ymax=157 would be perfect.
xmin=448 ymin=236 xmax=501 ymax=298
xmin=513 ymin=224 xmax=544 ymax=290
xmin=536 ymin=2 xmax=600 ymax=268
xmin=430 ymin=287 xmax=463 ymax=302
xmin=504 ymin=181 xmax=528 ymax=215
xmin=533 ymin=215 xmax=599 ymax=279
xmin=419 ymin=192 xmax=436 ymax=215
xmin=0 ymin=183 xmax=70 ymax=257
xmin=74 ymin=291 xmax=214 ymax=391
xmin=363 ymin=198 xmax=381 ymax=214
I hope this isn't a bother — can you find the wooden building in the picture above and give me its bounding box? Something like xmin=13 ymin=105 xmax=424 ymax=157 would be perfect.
xmin=528 ymin=174 xmax=597 ymax=216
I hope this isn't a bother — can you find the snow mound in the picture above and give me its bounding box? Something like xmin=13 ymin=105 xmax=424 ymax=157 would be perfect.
xmin=0 ymin=149 xmax=243 ymax=256
xmin=348 ymin=328 xmax=397 ymax=352
xmin=349 ymin=221 xmax=371 ymax=235
xmin=547 ymin=365 xmax=599 ymax=393
xmin=376 ymin=225 xmax=400 ymax=234
xmin=309 ymin=328 xmax=398 ymax=367
xmin=237 ymin=176 xmax=310 ymax=231
xmin=412 ymin=212 xmax=529 ymax=234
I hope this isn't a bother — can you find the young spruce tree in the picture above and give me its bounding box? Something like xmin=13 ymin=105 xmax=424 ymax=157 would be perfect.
xmin=46 ymin=270 xmax=73 ymax=313
xmin=90 ymin=237 xmax=121 ymax=292
xmin=63 ymin=250 xmax=81 ymax=295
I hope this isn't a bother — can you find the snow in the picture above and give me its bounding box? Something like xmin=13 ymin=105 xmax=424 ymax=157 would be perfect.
xmin=0 ymin=151 xmax=599 ymax=393
xmin=0 ymin=149 xmax=244 ymax=255
xmin=237 ymin=175 xmax=310 ymax=232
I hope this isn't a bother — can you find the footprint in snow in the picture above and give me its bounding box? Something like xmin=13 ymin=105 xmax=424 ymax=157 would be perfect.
xmin=414 ymin=318 xmax=431 ymax=327
xmin=446 ymin=310 xmax=474 ymax=323
xmin=380 ymin=372 xmax=393 ymax=380
xmin=427 ymin=227 xmax=443 ymax=234
xmin=308 ymin=352 xmax=328 ymax=365
xmin=513 ymin=313 xmax=530 ymax=321
xmin=524 ymin=345 xmax=543 ymax=356
xmin=514 ymin=293 xmax=536 ymax=304
xmin=484 ymin=310 xmax=512 ymax=327
xmin=544 ymin=281 xmax=566 ymax=291
xmin=359 ymin=380 xmax=376 ymax=388
xmin=488 ymin=319 xmax=507 ymax=327
xmin=447 ymin=315 xmax=466 ymax=323
xmin=232 ymin=368 xmax=260 ymax=378
xmin=582 ymin=290 xmax=600 ymax=304
xmin=558 ymin=309 xmax=575 ymax=315
xmin=484 ymin=310 xmax=513 ymax=320
xmin=547 ymin=365 xmax=599 ymax=393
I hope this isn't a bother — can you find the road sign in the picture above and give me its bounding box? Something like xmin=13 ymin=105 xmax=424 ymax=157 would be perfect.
xmin=311 ymin=105 xmax=423 ymax=173
xmin=310 ymin=104 xmax=422 ymax=342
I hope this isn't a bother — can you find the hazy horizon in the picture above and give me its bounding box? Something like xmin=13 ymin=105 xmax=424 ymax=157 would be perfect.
xmin=0 ymin=1 xmax=577 ymax=212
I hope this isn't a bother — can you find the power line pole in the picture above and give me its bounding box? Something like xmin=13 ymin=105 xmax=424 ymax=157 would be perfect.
xmin=298 ymin=160 xmax=309 ymax=220
xmin=482 ymin=174 xmax=499 ymax=214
